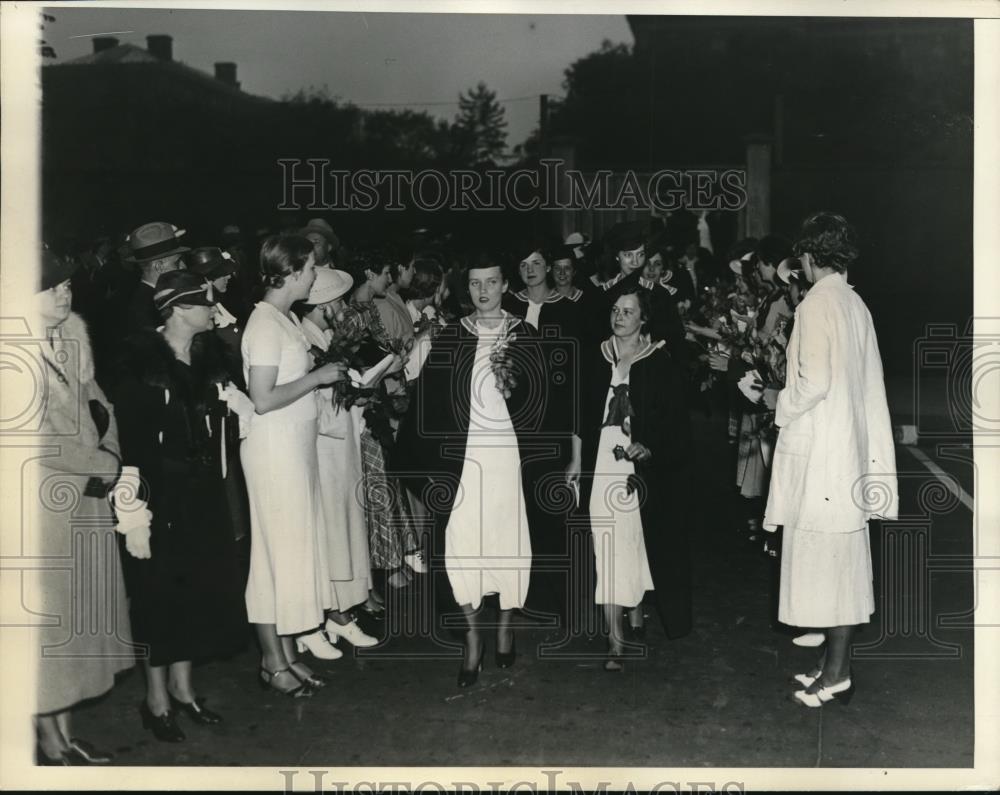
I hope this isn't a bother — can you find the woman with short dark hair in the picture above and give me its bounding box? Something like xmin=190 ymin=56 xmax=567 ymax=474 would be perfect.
xmin=577 ymin=285 xmax=693 ymax=671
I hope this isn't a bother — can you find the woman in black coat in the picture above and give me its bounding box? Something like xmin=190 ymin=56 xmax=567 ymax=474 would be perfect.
xmin=572 ymin=285 xmax=693 ymax=671
xmin=393 ymin=256 xmax=548 ymax=687
xmin=111 ymin=271 xmax=247 ymax=742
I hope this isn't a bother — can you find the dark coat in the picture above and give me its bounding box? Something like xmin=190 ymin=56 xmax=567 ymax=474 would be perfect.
xmin=392 ymin=314 xmax=554 ymax=624
xmin=110 ymin=329 xmax=247 ymax=665
xmin=578 ymin=337 xmax=694 ymax=639
xmin=597 ymin=270 xmax=690 ymax=370
xmin=125 ymin=280 xmax=161 ymax=333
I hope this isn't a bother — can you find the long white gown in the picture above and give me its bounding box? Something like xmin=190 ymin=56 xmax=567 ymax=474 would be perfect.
xmin=588 ymin=366 xmax=654 ymax=608
xmin=444 ymin=320 xmax=533 ymax=611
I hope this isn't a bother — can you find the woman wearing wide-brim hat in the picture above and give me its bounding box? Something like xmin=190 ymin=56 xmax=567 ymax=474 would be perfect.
xmin=30 ymin=248 xmax=135 ymax=764
xmin=110 ymin=270 xmax=249 ymax=742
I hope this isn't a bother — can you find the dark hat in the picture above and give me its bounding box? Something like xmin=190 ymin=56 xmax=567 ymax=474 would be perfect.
xmin=125 ymin=221 xmax=190 ymax=264
xmin=153 ymin=270 xmax=216 ymax=312
xmin=186 ymin=247 xmax=237 ymax=279
xmin=40 ymin=246 xmax=78 ymax=292
xmin=777 ymin=256 xmax=804 ymax=284
xmin=606 ymin=220 xmax=648 ymax=254
xmin=550 ymin=244 xmax=578 ymax=264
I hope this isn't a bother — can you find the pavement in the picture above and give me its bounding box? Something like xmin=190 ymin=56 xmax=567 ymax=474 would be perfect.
xmin=67 ymin=384 xmax=976 ymax=771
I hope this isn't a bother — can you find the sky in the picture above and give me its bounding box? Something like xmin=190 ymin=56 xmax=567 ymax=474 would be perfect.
xmin=45 ymin=7 xmax=633 ymax=147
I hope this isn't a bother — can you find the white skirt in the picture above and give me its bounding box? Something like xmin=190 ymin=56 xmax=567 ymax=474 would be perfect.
xmin=779 ymin=525 xmax=874 ymax=627
xmin=242 ymin=417 xmax=332 ymax=634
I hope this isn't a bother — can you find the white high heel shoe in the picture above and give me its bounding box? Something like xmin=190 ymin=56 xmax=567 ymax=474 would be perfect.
xmin=793 ymin=677 xmax=854 ymax=708
xmin=295 ymin=630 xmax=343 ymax=660
xmin=325 ymin=618 xmax=378 ymax=648
xmin=792 ymin=671 xmax=822 ymax=688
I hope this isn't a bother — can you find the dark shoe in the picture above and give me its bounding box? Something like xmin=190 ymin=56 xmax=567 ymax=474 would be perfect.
xmin=138 ymin=702 xmax=186 ymax=743
xmin=258 ymin=666 xmax=313 ymax=698
xmin=359 ymin=601 xmax=386 ymax=620
xmin=457 ymin=639 xmax=484 ymax=688
xmin=66 ymin=738 xmax=113 ymax=764
xmin=169 ymin=694 xmax=223 ymax=725
xmin=289 ymin=661 xmax=328 ymax=690
xmin=495 ymin=636 xmax=516 ymax=670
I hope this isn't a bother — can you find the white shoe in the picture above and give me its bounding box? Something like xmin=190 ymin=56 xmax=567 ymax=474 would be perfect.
xmin=792 ymin=631 xmax=826 ymax=648
xmin=792 ymin=671 xmax=821 ymax=688
xmin=295 ymin=630 xmax=343 ymax=660
xmin=404 ymin=550 xmax=427 ymax=574
xmin=793 ymin=678 xmax=853 ymax=708
xmin=325 ymin=618 xmax=378 ymax=648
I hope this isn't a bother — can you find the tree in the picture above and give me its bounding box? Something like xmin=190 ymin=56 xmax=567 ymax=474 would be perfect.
xmin=453 ymin=81 xmax=508 ymax=166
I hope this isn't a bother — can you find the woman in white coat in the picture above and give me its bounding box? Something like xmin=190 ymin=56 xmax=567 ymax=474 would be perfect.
xmin=763 ymin=212 xmax=898 ymax=708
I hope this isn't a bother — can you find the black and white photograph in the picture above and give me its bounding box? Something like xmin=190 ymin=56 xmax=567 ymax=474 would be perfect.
xmin=0 ymin=0 xmax=998 ymax=790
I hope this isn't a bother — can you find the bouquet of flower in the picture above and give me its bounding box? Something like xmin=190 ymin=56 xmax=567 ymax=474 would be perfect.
xmin=488 ymin=318 xmax=519 ymax=399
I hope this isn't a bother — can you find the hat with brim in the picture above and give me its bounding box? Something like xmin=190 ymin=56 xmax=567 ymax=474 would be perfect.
xmin=125 ymin=221 xmax=190 ymax=264
xmin=551 ymin=244 xmax=578 ymax=264
xmin=40 ymin=247 xmax=78 ymax=292
xmin=777 ymin=256 xmax=804 ymax=284
xmin=729 ymin=250 xmax=755 ymax=277
xmin=307 ymin=268 xmax=353 ymax=305
xmin=153 ymin=270 xmax=216 ymax=312
xmin=301 ymin=218 xmax=340 ymax=250
xmin=187 ymin=247 xmax=237 ymax=279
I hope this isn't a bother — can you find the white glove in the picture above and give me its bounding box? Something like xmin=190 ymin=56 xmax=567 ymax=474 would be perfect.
xmin=125 ymin=524 xmax=152 ymax=560
xmin=218 ymin=383 xmax=255 ymax=437
xmin=110 ymin=466 xmax=153 ymax=558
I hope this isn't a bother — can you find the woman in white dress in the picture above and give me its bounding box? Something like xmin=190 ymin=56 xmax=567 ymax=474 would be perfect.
xmin=394 ymin=256 xmax=546 ymax=687
xmin=295 ymin=268 xmax=379 ymax=652
xmin=574 ymin=287 xmax=694 ymax=671
xmin=241 ymin=235 xmax=348 ymax=697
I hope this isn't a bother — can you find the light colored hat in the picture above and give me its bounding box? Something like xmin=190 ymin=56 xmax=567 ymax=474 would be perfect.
xmin=777 ymin=256 xmax=803 ymax=284
xmin=307 ymin=268 xmax=353 ymax=304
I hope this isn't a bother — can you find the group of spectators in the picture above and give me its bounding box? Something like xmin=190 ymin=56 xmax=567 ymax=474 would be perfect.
xmin=30 ymin=208 xmax=896 ymax=763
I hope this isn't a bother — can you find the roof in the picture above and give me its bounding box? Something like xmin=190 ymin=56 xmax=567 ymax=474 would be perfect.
xmin=48 ymin=42 xmax=273 ymax=105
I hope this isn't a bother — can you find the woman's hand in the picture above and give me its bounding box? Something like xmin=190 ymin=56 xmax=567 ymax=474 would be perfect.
xmin=625 ymin=442 xmax=652 ymax=463
xmin=314 ymin=361 xmax=347 ymax=386
xmin=564 ymin=456 xmax=582 ymax=485
xmin=708 ymin=352 xmax=730 ymax=372
xmin=386 ymin=353 xmax=405 ymax=375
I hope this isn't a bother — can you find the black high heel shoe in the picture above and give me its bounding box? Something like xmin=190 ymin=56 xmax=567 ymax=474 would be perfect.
xmin=258 ymin=666 xmax=314 ymax=698
xmin=495 ymin=635 xmax=516 ymax=669
xmin=139 ymin=702 xmax=186 ymax=743
xmin=168 ymin=694 xmax=223 ymax=725
xmin=457 ymin=639 xmax=485 ymax=688
xmin=289 ymin=661 xmax=329 ymax=689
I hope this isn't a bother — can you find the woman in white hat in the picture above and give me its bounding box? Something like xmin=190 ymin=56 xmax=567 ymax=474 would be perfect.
xmin=293 ymin=268 xmax=379 ymax=669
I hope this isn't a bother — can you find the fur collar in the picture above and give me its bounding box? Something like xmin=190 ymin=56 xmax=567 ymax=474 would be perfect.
xmin=115 ymin=328 xmax=234 ymax=391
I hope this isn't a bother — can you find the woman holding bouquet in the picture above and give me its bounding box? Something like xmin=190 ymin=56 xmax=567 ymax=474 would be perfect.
xmin=341 ymin=253 xmax=420 ymax=599
xmin=240 ymin=236 xmax=348 ymax=697
xmin=394 ymin=254 xmax=547 ymax=687
xmin=575 ymin=286 xmax=693 ymax=671
xmin=294 ymin=268 xmax=380 ymax=657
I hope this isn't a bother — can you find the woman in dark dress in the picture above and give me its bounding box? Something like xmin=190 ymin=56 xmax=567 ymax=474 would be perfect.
xmin=111 ymin=270 xmax=247 ymax=742
xmin=574 ymin=285 xmax=693 ymax=671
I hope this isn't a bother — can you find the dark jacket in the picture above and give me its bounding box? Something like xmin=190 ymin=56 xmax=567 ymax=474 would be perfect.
xmin=579 ymin=337 xmax=694 ymax=639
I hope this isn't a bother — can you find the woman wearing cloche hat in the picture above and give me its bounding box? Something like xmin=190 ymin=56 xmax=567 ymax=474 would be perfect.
xmin=109 ymin=270 xmax=249 ymax=742
xmin=30 ymin=248 xmax=135 ymax=764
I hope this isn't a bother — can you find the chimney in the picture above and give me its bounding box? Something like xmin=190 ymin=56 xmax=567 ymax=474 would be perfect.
xmin=146 ymin=34 xmax=173 ymax=62
xmin=214 ymin=62 xmax=240 ymax=89
xmin=92 ymin=36 xmax=119 ymax=54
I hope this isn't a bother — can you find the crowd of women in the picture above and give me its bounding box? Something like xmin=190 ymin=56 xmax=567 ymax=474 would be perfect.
xmin=29 ymin=209 xmax=896 ymax=763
